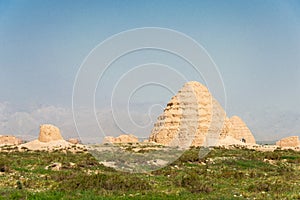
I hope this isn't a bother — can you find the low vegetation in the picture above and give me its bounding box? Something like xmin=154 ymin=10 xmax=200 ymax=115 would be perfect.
xmin=0 ymin=147 xmax=300 ymax=199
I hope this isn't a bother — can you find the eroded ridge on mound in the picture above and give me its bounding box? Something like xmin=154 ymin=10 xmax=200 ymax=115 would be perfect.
xmin=103 ymin=134 xmax=139 ymax=144
xmin=149 ymin=81 xmax=256 ymax=147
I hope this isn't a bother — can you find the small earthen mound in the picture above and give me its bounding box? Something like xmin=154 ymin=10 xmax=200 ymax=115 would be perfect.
xmin=0 ymin=135 xmax=22 ymax=146
xmin=17 ymin=124 xmax=86 ymax=152
xmin=68 ymin=138 xmax=80 ymax=144
xmin=38 ymin=124 xmax=63 ymax=142
xmin=276 ymin=136 xmax=300 ymax=147
xmin=103 ymin=134 xmax=139 ymax=144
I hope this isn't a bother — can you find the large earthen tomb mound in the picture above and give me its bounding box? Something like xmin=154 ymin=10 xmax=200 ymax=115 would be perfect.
xmin=149 ymin=81 xmax=256 ymax=147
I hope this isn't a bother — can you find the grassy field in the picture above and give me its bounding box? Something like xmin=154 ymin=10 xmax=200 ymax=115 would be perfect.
xmin=0 ymin=146 xmax=300 ymax=199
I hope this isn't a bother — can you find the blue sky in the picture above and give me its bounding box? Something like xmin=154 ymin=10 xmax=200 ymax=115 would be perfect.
xmin=0 ymin=0 xmax=300 ymax=141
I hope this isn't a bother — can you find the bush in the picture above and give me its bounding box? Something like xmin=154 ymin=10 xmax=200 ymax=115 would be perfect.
xmin=176 ymin=147 xmax=205 ymax=163
xmin=248 ymin=179 xmax=291 ymax=193
xmin=174 ymin=170 xmax=213 ymax=193
xmin=0 ymin=161 xmax=9 ymax=172
xmin=248 ymin=182 xmax=270 ymax=192
xmin=16 ymin=181 xmax=23 ymax=190
xmin=58 ymin=172 xmax=151 ymax=192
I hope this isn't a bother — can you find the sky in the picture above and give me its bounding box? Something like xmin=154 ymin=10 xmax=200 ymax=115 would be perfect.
xmin=0 ymin=0 xmax=300 ymax=142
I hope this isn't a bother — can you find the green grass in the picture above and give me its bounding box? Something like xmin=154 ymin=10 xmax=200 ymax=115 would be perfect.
xmin=0 ymin=147 xmax=300 ymax=199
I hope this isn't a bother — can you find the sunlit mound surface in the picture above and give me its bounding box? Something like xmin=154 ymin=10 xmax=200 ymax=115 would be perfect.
xmin=18 ymin=139 xmax=86 ymax=152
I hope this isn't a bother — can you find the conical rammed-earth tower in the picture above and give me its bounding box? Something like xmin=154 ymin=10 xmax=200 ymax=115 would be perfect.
xmin=149 ymin=81 xmax=255 ymax=147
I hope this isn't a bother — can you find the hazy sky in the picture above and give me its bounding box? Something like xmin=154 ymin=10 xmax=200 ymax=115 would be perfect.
xmin=0 ymin=0 xmax=300 ymax=141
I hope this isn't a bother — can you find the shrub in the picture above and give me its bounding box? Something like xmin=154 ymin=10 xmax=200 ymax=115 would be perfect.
xmin=16 ymin=181 xmax=23 ymax=190
xmin=174 ymin=170 xmax=213 ymax=193
xmin=0 ymin=160 xmax=9 ymax=172
xmin=58 ymin=172 xmax=151 ymax=193
xmin=176 ymin=147 xmax=205 ymax=163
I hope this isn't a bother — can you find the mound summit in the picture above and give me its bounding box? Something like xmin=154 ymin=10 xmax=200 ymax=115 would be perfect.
xmin=38 ymin=124 xmax=64 ymax=142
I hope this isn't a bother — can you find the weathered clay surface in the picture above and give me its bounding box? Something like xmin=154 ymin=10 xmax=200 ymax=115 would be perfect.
xmin=276 ymin=136 xmax=300 ymax=147
xmin=0 ymin=135 xmax=22 ymax=146
xmin=227 ymin=116 xmax=256 ymax=144
xmin=149 ymin=81 xmax=256 ymax=147
xmin=103 ymin=134 xmax=139 ymax=144
xmin=68 ymin=138 xmax=80 ymax=144
xmin=38 ymin=124 xmax=63 ymax=142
